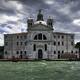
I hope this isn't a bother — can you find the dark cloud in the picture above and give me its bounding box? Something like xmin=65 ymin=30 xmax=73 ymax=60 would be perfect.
xmin=0 ymin=0 xmax=80 ymax=45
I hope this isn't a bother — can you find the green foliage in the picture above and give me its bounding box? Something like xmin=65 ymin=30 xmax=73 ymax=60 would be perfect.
xmin=75 ymin=42 xmax=80 ymax=48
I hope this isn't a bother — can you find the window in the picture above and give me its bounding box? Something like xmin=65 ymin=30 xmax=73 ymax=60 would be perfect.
xmin=34 ymin=33 xmax=47 ymax=40
xmin=71 ymin=42 xmax=74 ymax=45
xmin=21 ymin=42 xmax=23 ymax=45
xmin=45 ymin=44 xmax=47 ymax=51
xmin=71 ymin=35 xmax=74 ymax=39
xmin=76 ymin=51 xmax=77 ymax=53
xmin=38 ymin=33 xmax=42 ymax=40
xmin=34 ymin=35 xmax=37 ymax=40
xmin=5 ymin=35 xmax=7 ymax=39
xmin=16 ymin=51 xmax=19 ymax=54
xmin=54 ymin=41 xmax=56 ymax=46
xmin=58 ymin=51 xmax=60 ymax=54
xmin=24 ymin=36 xmax=27 ymax=39
xmin=58 ymin=35 xmax=60 ymax=38
xmin=33 ymin=44 xmax=36 ymax=51
xmin=54 ymin=35 xmax=56 ymax=38
xmin=25 ymin=42 xmax=27 ymax=45
xmin=17 ymin=36 xmax=19 ymax=39
xmin=20 ymin=36 xmax=22 ymax=39
xmin=62 ymin=36 xmax=64 ymax=39
xmin=43 ymin=35 xmax=47 ymax=40
xmin=62 ymin=51 xmax=64 ymax=54
xmin=62 ymin=42 xmax=63 ymax=46
xmin=17 ymin=42 xmax=19 ymax=45
xmin=5 ymin=42 xmax=8 ymax=46
xmin=24 ymin=51 xmax=26 ymax=55
xmin=71 ymin=51 xmax=73 ymax=53
xmin=5 ymin=51 xmax=7 ymax=55
xmin=20 ymin=51 xmax=22 ymax=54
xmin=58 ymin=42 xmax=60 ymax=46
xmin=54 ymin=51 xmax=56 ymax=54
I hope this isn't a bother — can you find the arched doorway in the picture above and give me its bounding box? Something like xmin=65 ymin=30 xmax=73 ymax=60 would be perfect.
xmin=38 ymin=49 xmax=43 ymax=59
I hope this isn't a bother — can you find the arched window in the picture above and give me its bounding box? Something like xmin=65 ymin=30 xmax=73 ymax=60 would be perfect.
xmin=34 ymin=33 xmax=47 ymax=40
xmin=34 ymin=35 xmax=37 ymax=40
xmin=38 ymin=33 xmax=42 ymax=40
xmin=43 ymin=35 xmax=47 ymax=40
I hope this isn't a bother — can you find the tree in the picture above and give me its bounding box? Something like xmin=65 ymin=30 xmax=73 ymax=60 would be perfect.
xmin=75 ymin=42 xmax=80 ymax=58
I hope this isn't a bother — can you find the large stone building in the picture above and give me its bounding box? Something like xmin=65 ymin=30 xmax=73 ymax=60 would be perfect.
xmin=4 ymin=10 xmax=79 ymax=59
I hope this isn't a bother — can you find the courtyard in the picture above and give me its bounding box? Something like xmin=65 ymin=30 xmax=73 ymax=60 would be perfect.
xmin=0 ymin=61 xmax=80 ymax=80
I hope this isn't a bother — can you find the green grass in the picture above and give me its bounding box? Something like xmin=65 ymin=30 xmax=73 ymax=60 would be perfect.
xmin=0 ymin=61 xmax=80 ymax=80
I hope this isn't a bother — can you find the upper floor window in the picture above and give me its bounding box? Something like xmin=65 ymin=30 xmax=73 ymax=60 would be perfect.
xmin=62 ymin=42 xmax=64 ymax=46
xmin=16 ymin=51 xmax=19 ymax=54
xmin=38 ymin=33 xmax=42 ymax=40
xmin=62 ymin=36 xmax=64 ymax=39
xmin=5 ymin=51 xmax=8 ymax=55
xmin=34 ymin=33 xmax=47 ymax=40
xmin=5 ymin=35 xmax=7 ymax=39
xmin=20 ymin=36 xmax=22 ymax=39
xmin=62 ymin=51 xmax=64 ymax=54
xmin=54 ymin=41 xmax=56 ymax=46
xmin=24 ymin=35 xmax=27 ymax=39
xmin=5 ymin=42 xmax=8 ymax=46
xmin=17 ymin=42 xmax=19 ymax=45
xmin=17 ymin=36 xmax=19 ymax=39
xmin=54 ymin=35 xmax=56 ymax=38
xmin=58 ymin=35 xmax=60 ymax=38
xmin=43 ymin=35 xmax=47 ymax=40
xmin=71 ymin=35 xmax=74 ymax=39
xmin=58 ymin=42 xmax=60 ymax=46
xmin=71 ymin=42 xmax=74 ymax=45
xmin=21 ymin=42 xmax=23 ymax=45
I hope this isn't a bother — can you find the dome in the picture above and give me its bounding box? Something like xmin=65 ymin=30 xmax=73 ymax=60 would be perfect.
xmin=34 ymin=21 xmax=47 ymax=25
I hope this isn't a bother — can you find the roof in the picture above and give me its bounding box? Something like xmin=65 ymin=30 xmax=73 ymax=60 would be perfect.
xmin=53 ymin=32 xmax=74 ymax=35
xmin=34 ymin=21 xmax=47 ymax=26
xmin=4 ymin=32 xmax=28 ymax=35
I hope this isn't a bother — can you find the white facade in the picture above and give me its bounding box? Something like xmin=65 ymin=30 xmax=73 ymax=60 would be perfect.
xmin=4 ymin=10 xmax=79 ymax=59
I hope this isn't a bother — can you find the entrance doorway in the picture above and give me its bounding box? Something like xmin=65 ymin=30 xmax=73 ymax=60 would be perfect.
xmin=38 ymin=49 xmax=43 ymax=59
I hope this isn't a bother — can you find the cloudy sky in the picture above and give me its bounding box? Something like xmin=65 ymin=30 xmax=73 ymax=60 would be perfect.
xmin=0 ymin=0 xmax=80 ymax=46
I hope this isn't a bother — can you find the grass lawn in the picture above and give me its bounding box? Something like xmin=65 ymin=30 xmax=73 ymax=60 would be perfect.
xmin=0 ymin=61 xmax=80 ymax=80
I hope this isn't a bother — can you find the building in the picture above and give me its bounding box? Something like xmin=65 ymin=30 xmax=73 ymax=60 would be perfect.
xmin=4 ymin=10 xmax=79 ymax=59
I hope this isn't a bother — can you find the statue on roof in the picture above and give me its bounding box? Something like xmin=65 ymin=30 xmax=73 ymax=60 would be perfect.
xmin=37 ymin=9 xmax=44 ymax=21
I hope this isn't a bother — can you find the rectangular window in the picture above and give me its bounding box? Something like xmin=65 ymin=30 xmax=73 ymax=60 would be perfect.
xmin=17 ymin=36 xmax=19 ymax=39
xmin=54 ymin=41 xmax=56 ymax=46
xmin=17 ymin=42 xmax=19 ymax=45
xmin=45 ymin=44 xmax=47 ymax=51
xmin=58 ymin=42 xmax=60 ymax=46
xmin=54 ymin=51 xmax=56 ymax=54
xmin=54 ymin=35 xmax=56 ymax=38
xmin=71 ymin=42 xmax=74 ymax=45
xmin=5 ymin=42 xmax=8 ymax=46
xmin=62 ymin=36 xmax=64 ymax=39
xmin=62 ymin=51 xmax=64 ymax=54
xmin=24 ymin=51 xmax=26 ymax=55
xmin=33 ymin=44 xmax=36 ymax=51
xmin=21 ymin=42 xmax=23 ymax=45
xmin=58 ymin=35 xmax=60 ymax=38
xmin=16 ymin=51 xmax=19 ymax=54
xmin=25 ymin=42 xmax=27 ymax=45
xmin=62 ymin=42 xmax=64 ymax=46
